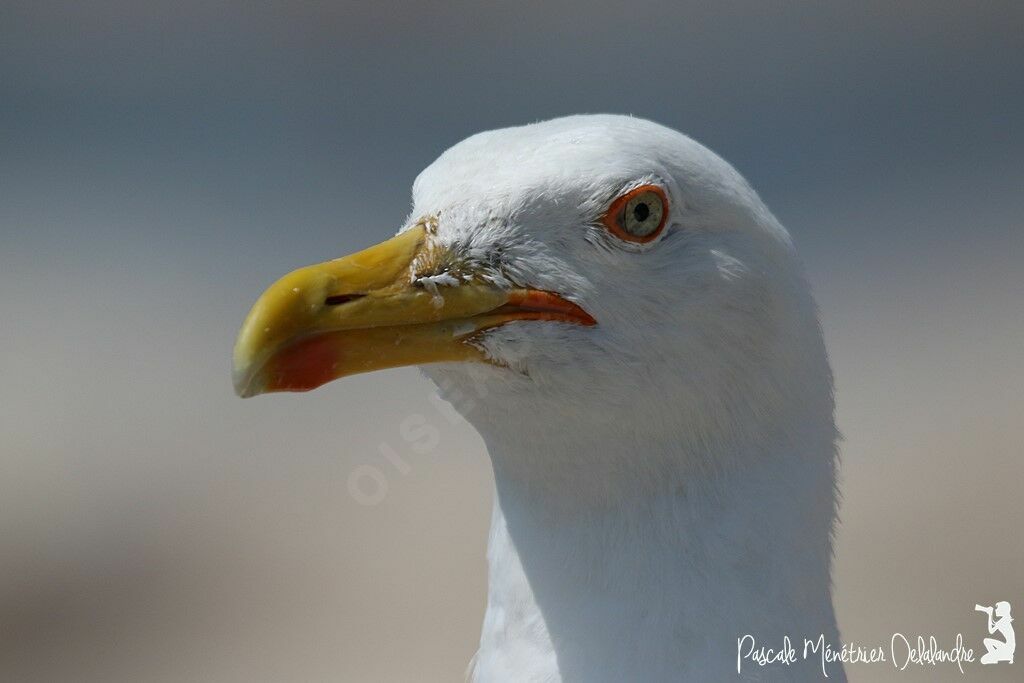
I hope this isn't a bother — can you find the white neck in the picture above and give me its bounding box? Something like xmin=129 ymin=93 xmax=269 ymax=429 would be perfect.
xmin=470 ymin=428 xmax=844 ymax=682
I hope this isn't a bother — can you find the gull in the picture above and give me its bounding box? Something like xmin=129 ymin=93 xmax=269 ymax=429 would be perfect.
xmin=232 ymin=115 xmax=844 ymax=681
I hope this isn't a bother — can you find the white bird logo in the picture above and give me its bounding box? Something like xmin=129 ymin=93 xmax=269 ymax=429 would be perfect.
xmin=976 ymin=601 xmax=1015 ymax=664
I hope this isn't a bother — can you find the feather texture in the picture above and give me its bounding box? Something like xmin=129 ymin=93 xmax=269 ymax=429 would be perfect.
xmin=406 ymin=115 xmax=842 ymax=681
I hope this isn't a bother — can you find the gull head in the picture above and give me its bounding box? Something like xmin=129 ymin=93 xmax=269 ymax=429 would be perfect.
xmin=233 ymin=115 xmax=832 ymax=452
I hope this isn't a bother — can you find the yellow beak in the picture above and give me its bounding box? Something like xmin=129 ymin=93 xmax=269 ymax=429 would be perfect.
xmin=232 ymin=224 xmax=595 ymax=397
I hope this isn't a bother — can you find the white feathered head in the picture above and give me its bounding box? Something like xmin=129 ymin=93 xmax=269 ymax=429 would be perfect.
xmin=234 ymin=115 xmax=832 ymax=455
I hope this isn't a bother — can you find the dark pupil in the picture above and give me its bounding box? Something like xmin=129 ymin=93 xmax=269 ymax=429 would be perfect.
xmin=632 ymin=202 xmax=650 ymax=222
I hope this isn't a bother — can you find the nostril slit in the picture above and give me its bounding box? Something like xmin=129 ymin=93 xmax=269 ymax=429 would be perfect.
xmin=324 ymin=293 xmax=366 ymax=306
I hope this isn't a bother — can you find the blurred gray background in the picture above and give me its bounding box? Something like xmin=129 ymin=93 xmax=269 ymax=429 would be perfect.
xmin=2 ymin=2 xmax=1022 ymax=681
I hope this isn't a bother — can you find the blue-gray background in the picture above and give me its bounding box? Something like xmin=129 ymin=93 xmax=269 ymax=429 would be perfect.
xmin=2 ymin=3 xmax=1022 ymax=681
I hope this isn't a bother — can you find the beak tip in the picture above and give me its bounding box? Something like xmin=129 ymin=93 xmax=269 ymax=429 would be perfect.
xmin=232 ymin=361 xmax=262 ymax=398
xmin=232 ymin=377 xmax=252 ymax=399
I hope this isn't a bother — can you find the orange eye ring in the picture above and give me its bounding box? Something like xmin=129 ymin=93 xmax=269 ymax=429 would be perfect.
xmin=601 ymin=184 xmax=669 ymax=244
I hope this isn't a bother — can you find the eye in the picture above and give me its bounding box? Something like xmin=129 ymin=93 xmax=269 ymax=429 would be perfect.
xmin=601 ymin=185 xmax=669 ymax=243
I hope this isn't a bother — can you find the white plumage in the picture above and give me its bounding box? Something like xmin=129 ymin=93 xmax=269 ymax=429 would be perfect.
xmin=413 ymin=116 xmax=843 ymax=681
xmin=235 ymin=114 xmax=844 ymax=681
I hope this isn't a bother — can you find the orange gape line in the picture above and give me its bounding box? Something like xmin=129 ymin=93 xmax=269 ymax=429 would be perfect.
xmin=503 ymin=290 xmax=597 ymax=326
